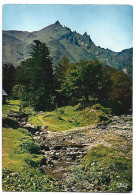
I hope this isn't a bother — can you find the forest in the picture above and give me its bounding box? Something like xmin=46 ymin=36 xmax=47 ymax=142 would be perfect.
xmin=3 ymin=40 xmax=132 ymax=115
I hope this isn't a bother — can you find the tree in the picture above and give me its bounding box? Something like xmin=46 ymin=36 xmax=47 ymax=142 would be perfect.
xmin=3 ymin=63 xmax=16 ymax=95
xmin=54 ymin=55 xmax=71 ymax=107
xmin=12 ymin=84 xmax=27 ymax=101
xmin=106 ymin=67 xmax=132 ymax=114
xmin=55 ymin=55 xmax=70 ymax=83
xmin=15 ymin=40 xmax=54 ymax=111
xmin=59 ymin=59 xmax=111 ymax=106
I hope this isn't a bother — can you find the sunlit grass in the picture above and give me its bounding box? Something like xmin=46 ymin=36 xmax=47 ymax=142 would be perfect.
xmin=28 ymin=105 xmax=110 ymax=132
xmin=2 ymin=127 xmax=29 ymax=171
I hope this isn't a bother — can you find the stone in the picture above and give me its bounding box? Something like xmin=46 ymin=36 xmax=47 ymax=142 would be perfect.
xmin=33 ymin=136 xmax=38 ymax=140
xmin=35 ymin=131 xmax=40 ymax=135
xmin=23 ymin=123 xmax=35 ymax=129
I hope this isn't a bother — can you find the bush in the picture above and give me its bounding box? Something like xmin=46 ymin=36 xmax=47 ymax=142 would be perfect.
xmin=92 ymin=104 xmax=111 ymax=115
xmin=80 ymin=106 xmax=110 ymax=125
xmin=19 ymin=139 xmax=40 ymax=154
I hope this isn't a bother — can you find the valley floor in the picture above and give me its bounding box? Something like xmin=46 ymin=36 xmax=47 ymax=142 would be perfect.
xmin=2 ymin=100 xmax=132 ymax=192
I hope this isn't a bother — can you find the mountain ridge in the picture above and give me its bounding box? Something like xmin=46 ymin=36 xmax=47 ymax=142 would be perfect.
xmin=2 ymin=21 xmax=132 ymax=77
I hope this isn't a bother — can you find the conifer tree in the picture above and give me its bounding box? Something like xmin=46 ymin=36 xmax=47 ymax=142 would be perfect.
xmin=15 ymin=40 xmax=54 ymax=111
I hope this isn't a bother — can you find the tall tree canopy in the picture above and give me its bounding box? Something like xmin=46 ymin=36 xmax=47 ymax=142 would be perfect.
xmin=54 ymin=55 xmax=71 ymax=107
xmin=15 ymin=40 xmax=54 ymax=110
xmin=59 ymin=59 xmax=111 ymax=106
xmin=55 ymin=55 xmax=70 ymax=84
xmin=106 ymin=67 xmax=132 ymax=114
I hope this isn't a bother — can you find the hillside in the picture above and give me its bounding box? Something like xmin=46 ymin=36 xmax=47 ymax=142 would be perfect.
xmin=2 ymin=21 xmax=132 ymax=77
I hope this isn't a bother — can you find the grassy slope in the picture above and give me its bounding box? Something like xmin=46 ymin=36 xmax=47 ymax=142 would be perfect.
xmin=2 ymin=126 xmax=60 ymax=191
xmin=2 ymin=100 xmax=132 ymax=192
xmin=28 ymin=105 xmax=110 ymax=132
xmin=2 ymin=100 xmax=59 ymax=191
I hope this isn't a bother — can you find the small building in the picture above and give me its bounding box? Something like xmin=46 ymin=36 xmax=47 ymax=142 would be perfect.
xmin=2 ymin=89 xmax=8 ymax=104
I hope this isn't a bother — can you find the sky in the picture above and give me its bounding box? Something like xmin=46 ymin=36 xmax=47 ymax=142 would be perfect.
xmin=2 ymin=4 xmax=133 ymax=52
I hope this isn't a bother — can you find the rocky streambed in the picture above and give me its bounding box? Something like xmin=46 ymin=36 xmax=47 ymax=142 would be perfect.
xmin=17 ymin=114 xmax=132 ymax=191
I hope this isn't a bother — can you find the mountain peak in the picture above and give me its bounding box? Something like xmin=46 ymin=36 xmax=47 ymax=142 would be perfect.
xmin=83 ymin=32 xmax=89 ymax=37
xmin=54 ymin=20 xmax=61 ymax=26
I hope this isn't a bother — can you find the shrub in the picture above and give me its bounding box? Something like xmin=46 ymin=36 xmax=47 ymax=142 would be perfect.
xmin=19 ymin=139 xmax=40 ymax=154
xmin=92 ymin=104 xmax=111 ymax=115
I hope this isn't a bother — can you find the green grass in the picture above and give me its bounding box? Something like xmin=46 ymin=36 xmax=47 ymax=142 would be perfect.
xmin=28 ymin=105 xmax=111 ymax=132
xmin=2 ymin=100 xmax=60 ymax=192
xmin=2 ymin=100 xmax=132 ymax=192
xmin=28 ymin=106 xmax=81 ymax=131
xmin=3 ymin=100 xmax=111 ymax=132
xmin=2 ymin=127 xmax=42 ymax=171
xmin=2 ymin=100 xmax=21 ymax=116
xmin=2 ymin=100 xmax=35 ymax=117
xmin=66 ymin=145 xmax=132 ymax=192
xmin=2 ymin=125 xmax=59 ymax=192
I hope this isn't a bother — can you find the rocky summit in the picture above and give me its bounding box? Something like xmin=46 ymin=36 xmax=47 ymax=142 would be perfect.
xmin=2 ymin=21 xmax=132 ymax=77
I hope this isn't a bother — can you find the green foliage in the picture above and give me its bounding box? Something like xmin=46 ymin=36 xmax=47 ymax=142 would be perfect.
xmin=15 ymin=40 xmax=54 ymax=111
xmin=2 ymin=117 xmax=60 ymax=191
xmin=80 ymin=106 xmax=110 ymax=125
xmin=55 ymin=55 xmax=70 ymax=83
xmin=2 ymin=125 xmax=43 ymax=170
xmin=54 ymin=55 xmax=71 ymax=107
xmin=24 ymin=154 xmax=44 ymax=167
xmin=66 ymin=145 xmax=132 ymax=192
xmin=106 ymin=67 xmax=132 ymax=114
xmin=59 ymin=59 xmax=111 ymax=105
xmin=12 ymin=84 xmax=27 ymax=100
xmin=3 ymin=64 xmax=16 ymax=95
xmin=2 ymin=100 xmax=35 ymax=119
xmin=92 ymin=104 xmax=111 ymax=115
xmin=2 ymin=168 xmax=60 ymax=192
xmin=17 ymin=128 xmax=31 ymax=136
xmin=18 ymin=138 xmax=40 ymax=154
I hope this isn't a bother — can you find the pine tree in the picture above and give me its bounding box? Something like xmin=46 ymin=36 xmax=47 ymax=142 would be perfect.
xmin=15 ymin=40 xmax=54 ymax=111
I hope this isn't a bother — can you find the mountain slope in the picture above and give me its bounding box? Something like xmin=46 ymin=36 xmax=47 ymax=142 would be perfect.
xmin=2 ymin=21 xmax=132 ymax=77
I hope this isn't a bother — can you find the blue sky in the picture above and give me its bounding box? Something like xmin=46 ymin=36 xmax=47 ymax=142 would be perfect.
xmin=2 ymin=4 xmax=133 ymax=52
